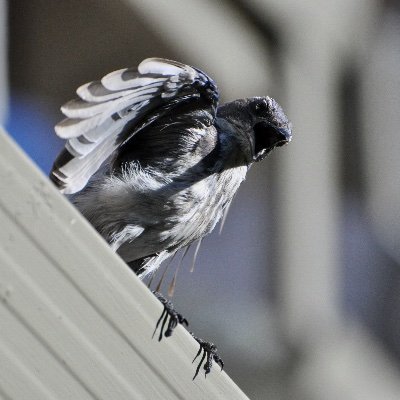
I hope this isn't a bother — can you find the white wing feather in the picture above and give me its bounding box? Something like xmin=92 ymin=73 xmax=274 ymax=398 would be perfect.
xmin=51 ymin=58 xmax=199 ymax=194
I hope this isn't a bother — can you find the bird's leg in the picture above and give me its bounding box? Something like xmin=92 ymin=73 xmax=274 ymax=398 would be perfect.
xmin=152 ymin=291 xmax=188 ymax=340
xmin=191 ymin=333 xmax=224 ymax=380
xmin=152 ymin=292 xmax=224 ymax=379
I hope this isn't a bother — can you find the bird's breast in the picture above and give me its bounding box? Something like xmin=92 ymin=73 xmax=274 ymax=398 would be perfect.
xmin=157 ymin=164 xmax=248 ymax=248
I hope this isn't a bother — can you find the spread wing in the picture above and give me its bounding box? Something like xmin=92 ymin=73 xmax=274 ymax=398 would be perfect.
xmin=50 ymin=58 xmax=219 ymax=194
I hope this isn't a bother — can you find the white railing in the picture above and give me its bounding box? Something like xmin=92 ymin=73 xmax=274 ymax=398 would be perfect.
xmin=0 ymin=129 xmax=249 ymax=399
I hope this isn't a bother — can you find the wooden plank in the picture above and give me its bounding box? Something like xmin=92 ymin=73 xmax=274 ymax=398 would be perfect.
xmin=0 ymin=128 xmax=249 ymax=400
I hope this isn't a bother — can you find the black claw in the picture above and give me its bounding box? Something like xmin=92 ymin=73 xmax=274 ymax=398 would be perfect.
xmin=192 ymin=343 xmax=203 ymax=362
xmin=152 ymin=307 xmax=166 ymax=339
xmin=191 ymin=333 xmax=224 ymax=380
xmin=152 ymin=291 xmax=189 ymax=340
xmin=152 ymin=292 xmax=223 ymax=380
xmin=193 ymin=349 xmax=207 ymax=380
xmin=159 ymin=310 xmax=169 ymax=341
xmin=215 ymin=355 xmax=224 ymax=371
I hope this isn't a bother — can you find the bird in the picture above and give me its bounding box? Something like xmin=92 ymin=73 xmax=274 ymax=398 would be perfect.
xmin=50 ymin=57 xmax=292 ymax=378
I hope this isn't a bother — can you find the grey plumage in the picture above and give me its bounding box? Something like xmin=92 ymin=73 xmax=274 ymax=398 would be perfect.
xmin=51 ymin=58 xmax=292 ymax=278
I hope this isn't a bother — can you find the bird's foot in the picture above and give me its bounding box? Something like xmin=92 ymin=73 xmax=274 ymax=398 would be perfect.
xmin=152 ymin=291 xmax=188 ymax=341
xmin=152 ymin=292 xmax=224 ymax=379
xmin=191 ymin=333 xmax=224 ymax=380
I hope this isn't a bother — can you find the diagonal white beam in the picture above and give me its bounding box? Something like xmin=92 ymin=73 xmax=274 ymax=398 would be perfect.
xmin=0 ymin=128 xmax=249 ymax=400
xmin=124 ymin=0 xmax=272 ymax=100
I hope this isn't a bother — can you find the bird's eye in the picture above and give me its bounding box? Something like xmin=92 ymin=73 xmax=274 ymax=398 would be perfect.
xmin=253 ymin=100 xmax=269 ymax=116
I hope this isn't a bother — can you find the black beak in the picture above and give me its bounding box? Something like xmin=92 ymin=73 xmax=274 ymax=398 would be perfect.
xmin=253 ymin=121 xmax=292 ymax=162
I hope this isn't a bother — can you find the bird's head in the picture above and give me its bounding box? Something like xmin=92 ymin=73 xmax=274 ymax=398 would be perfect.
xmin=217 ymin=96 xmax=292 ymax=164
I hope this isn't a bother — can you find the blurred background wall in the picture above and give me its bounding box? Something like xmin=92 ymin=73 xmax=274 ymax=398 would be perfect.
xmin=2 ymin=0 xmax=400 ymax=399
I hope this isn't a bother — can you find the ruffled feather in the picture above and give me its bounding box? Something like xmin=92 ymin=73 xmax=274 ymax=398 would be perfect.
xmin=50 ymin=57 xmax=219 ymax=194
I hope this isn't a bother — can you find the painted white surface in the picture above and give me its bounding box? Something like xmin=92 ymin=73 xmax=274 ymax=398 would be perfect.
xmin=0 ymin=128 xmax=249 ymax=400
